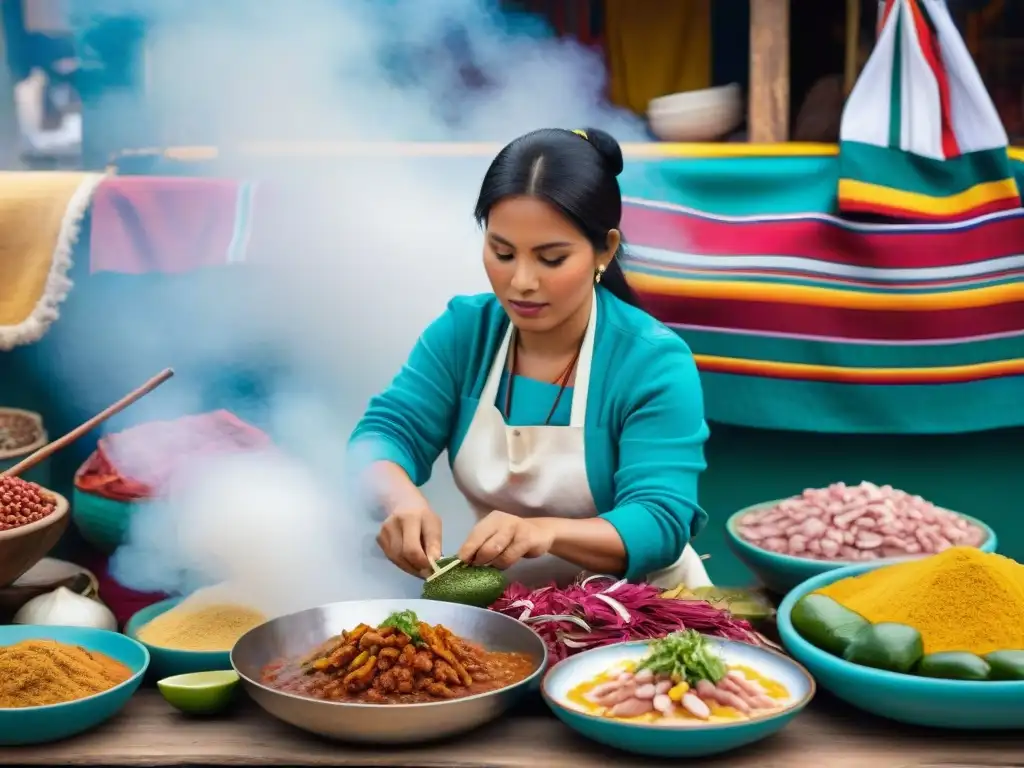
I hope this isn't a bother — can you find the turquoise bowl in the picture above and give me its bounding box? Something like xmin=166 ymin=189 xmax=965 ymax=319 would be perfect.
xmin=542 ymin=637 xmax=815 ymax=758
xmin=71 ymin=487 xmax=146 ymax=555
xmin=726 ymin=501 xmax=997 ymax=594
xmin=0 ymin=625 xmax=149 ymax=745
xmin=779 ymin=562 xmax=1024 ymax=729
xmin=125 ymin=598 xmax=233 ymax=680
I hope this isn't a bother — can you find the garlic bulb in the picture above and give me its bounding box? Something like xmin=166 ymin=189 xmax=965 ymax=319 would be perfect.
xmin=13 ymin=587 xmax=117 ymax=631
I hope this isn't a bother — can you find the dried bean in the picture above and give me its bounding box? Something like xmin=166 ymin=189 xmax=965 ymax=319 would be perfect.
xmin=633 ymin=668 xmax=654 ymax=684
xmin=681 ymin=692 xmax=710 ymax=720
xmin=653 ymin=694 xmax=674 ymax=714
xmin=610 ymin=698 xmax=654 ymax=718
xmin=633 ymin=683 xmax=657 ymax=700
xmin=586 ymin=681 xmax=622 ymax=703
xmin=736 ymin=481 xmax=986 ymax=562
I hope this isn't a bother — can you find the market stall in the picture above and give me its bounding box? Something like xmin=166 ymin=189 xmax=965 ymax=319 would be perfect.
xmin=2 ymin=0 xmax=1023 ymax=759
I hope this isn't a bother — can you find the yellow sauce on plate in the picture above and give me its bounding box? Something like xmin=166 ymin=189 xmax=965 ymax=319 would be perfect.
xmin=566 ymin=663 xmax=790 ymax=726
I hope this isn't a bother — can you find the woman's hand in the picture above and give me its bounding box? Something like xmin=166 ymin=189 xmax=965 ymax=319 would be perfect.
xmin=457 ymin=511 xmax=555 ymax=570
xmin=377 ymin=502 xmax=443 ymax=579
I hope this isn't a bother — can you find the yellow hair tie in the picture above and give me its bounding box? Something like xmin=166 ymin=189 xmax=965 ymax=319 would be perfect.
xmin=571 ymin=129 xmax=589 ymax=141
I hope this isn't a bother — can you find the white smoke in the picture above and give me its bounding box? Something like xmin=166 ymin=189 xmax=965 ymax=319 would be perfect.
xmin=85 ymin=0 xmax=646 ymax=616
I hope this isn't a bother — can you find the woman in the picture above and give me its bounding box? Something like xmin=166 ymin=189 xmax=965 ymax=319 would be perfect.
xmin=350 ymin=127 xmax=712 ymax=589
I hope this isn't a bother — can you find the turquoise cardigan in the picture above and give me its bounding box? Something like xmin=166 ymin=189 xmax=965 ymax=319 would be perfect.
xmin=349 ymin=287 xmax=710 ymax=581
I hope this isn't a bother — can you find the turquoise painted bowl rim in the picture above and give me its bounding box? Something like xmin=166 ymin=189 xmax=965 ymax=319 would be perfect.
xmin=541 ymin=637 xmax=817 ymax=732
xmin=726 ymin=500 xmax=997 ymax=568
xmin=0 ymin=626 xmax=150 ymax=711
xmin=778 ymin=561 xmax=1024 ymax=693
xmin=125 ymin=596 xmax=232 ymax=659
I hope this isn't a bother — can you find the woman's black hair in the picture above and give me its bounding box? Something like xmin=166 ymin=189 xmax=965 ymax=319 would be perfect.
xmin=473 ymin=127 xmax=643 ymax=309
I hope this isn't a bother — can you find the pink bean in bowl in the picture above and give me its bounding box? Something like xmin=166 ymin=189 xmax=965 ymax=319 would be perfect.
xmin=726 ymin=482 xmax=996 ymax=594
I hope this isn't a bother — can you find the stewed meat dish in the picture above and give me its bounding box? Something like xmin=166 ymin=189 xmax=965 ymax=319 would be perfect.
xmin=260 ymin=610 xmax=536 ymax=704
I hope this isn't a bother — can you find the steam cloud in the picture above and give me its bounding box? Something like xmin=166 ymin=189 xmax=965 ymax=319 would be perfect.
xmin=74 ymin=0 xmax=647 ymax=616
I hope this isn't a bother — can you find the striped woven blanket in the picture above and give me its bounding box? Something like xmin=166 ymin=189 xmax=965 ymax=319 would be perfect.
xmin=619 ymin=150 xmax=1024 ymax=435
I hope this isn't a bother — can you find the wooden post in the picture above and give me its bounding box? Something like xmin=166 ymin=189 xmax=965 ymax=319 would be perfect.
xmin=748 ymin=0 xmax=791 ymax=143
xmin=844 ymin=0 xmax=861 ymax=95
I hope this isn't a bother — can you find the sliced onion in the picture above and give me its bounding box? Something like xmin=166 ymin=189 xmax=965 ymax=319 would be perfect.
xmin=560 ymin=638 xmax=598 ymax=649
xmin=581 ymin=574 xmax=617 ymax=588
xmin=524 ymin=614 xmax=592 ymax=632
xmin=601 ymin=579 xmax=628 ymax=595
xmin=593 ymin=593 xmax=632 ymax=624
xmin=508 ymin=599 xmax=535 ymax=621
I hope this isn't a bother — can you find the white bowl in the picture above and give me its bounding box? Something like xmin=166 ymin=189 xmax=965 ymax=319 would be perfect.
xmin=648 ymin=84 xmax=743 ymax=142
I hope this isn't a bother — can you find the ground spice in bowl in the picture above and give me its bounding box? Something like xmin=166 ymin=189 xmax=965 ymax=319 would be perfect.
xmin=137 ymin=603 xmax=267 ymax=651
xmin=0 ymin=639 xmax=132 ymax=708
xmin=816 ymin=547 xmax=1024 ymax=655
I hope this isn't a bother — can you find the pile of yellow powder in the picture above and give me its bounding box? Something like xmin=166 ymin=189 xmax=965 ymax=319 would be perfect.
xmin=138 ymin=600 xmax=266 ymax=652
xmin=817 ymin=546 xmax=1024 ymax=656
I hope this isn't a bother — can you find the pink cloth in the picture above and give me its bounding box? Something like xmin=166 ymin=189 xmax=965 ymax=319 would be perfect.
xmin=90 ymin=177 xmax=255 ymax=274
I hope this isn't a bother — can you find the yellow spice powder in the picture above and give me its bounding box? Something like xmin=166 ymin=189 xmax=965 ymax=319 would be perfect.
xmin=137 ymin=604 xmax=266 ymax=651
xmin=817 ymin=547 xmax=1024 ymax=655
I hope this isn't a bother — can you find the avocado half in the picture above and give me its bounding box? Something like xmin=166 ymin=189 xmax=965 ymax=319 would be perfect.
xmin=421 ymin=557 xmax=507 ymax=608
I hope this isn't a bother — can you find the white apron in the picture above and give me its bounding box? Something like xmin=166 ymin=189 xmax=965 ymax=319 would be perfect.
xmin=451 ymin=291 xmax=712 ymax=590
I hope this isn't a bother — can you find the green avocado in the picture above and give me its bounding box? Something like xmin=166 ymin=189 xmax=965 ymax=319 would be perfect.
xmin=791 ymin=593 xmax=870 ymax=657
xmin=842 ymin=622 xmax=923 ymax=674
xmin=984 ymin=650 xmax=1024 ymax=681
xmin=915 ymin=651 xmax=991 ymax=681
xmin=421 ymin=557 xmax=507 ymax=608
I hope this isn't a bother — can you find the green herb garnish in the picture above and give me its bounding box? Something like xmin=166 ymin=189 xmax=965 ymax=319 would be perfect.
xmin=637 ymin=630 xmax=727 ymax=687
xmin=379 ymin=610 xmax=422 ymax=644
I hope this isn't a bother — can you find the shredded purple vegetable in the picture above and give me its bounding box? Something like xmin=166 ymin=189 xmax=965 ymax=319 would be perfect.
xmin=490 ymin=575 xmax=765 ymax=664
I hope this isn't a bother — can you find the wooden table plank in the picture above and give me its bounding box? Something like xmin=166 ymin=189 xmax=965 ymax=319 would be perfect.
xmin=1 ymin=690 xmax=1020 ymax=767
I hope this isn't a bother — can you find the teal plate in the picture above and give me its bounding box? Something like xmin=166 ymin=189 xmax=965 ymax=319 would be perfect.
xmin=726 ymin=501 xmax=997 ymax=595
xmin=126 ymin=598 xmax=233 ymax=680
xmin=0 ymin=625 xmax=149 ymax=745
xmin=779 ymin=562 xmax=1024 ymax=729
xmin=542 ymin=637 xmax=814 ymax=758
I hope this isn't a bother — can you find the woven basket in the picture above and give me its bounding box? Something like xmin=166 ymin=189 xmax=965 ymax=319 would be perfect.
xmin=0 ymin=408 xmax=50 ymax=487
xmin=71 ymin=487 xmax=147 ymax=555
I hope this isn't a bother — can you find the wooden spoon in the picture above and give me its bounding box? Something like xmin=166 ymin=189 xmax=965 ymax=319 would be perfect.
xmin=0 ymin=368 xmax=175 ymax=479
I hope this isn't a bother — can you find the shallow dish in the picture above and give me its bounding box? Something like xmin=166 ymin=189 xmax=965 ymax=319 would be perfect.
xmin=231 ymin=598 xmax=547 ymax=744
xmin=126 ymin=597 xmax=233 ymax=680
xmin=726 ymin=501 xmax=996 ymax=594
xmin=779 ymin=563 xmax=1024 ymax=729
xmin=0 ymin=624 xmax=149 ymax=745
xmin=542 ymin=637 xmax=814 ymax=758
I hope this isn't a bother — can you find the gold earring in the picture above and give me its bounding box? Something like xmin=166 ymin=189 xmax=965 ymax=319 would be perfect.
xmin=595 ymin=265 xmax=606 ymax=284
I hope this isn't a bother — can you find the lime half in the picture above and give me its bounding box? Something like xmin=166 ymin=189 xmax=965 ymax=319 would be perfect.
xmin=157 ymin=670 xmax=240 ymax=715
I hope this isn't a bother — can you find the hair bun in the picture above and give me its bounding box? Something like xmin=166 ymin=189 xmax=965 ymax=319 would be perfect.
xmin=580 ymin=127 xmax=624 ymax=177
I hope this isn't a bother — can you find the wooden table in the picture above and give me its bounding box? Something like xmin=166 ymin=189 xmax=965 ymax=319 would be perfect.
xmin=2 ymin=690 xmax=1020 ymax=767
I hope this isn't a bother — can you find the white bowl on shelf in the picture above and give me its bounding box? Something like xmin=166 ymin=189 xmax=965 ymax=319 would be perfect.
xmin=648 ymin=83 xmax=744 ymax=142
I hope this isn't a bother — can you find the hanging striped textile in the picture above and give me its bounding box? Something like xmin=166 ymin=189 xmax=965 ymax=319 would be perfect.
xmin=837 ymin=0 xmax=1022 ymax=221
xmin=619 ymin=149 xmax=1024 ymax=435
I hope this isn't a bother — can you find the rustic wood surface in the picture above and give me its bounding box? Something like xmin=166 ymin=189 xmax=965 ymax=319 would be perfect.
xmin=2 ymin=689 xmax=1021 ymax=768
xmin=748 ymin=0 xmax=791 ymax=143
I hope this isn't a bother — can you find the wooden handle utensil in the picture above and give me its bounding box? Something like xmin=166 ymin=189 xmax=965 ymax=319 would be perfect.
xmin=0 ymin=368 xmax=175 ymax=479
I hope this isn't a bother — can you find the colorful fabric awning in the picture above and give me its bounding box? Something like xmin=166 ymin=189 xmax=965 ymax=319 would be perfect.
xmin=837 ymin=0 xmax=1022 ymax=221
